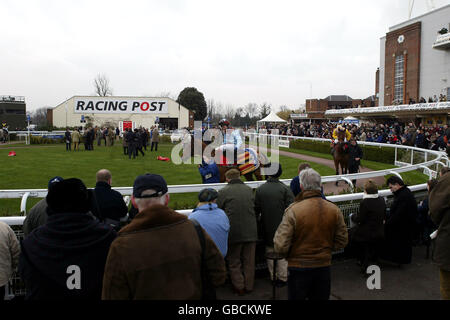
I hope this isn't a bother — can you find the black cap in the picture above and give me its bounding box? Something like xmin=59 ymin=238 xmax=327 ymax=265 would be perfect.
xmin=48 ymin=176 xmax=64 ymax=190
xmin=198 ymin=188 xmax=218 ymax=202
xmin=46 ymin=178 xmax=90 ymax=214
xmin=133 ymin=174 xmax=168 ymax=198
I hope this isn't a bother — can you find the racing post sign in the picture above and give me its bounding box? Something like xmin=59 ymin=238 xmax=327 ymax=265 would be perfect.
xmin=74 ymin=97 xmax=170 ymax=114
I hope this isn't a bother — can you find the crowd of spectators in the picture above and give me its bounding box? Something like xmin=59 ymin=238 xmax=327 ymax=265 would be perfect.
xmin=252 ymin=121 xmax=450 ymax=151
xmin=1 ymin=164 xmax=449 ymax=300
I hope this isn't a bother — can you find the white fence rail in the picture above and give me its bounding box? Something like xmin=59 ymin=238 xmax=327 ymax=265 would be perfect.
xmin=0 ymin=134 xmax=448 ymax=217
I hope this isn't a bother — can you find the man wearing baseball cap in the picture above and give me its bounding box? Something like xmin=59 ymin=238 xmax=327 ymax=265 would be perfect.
xmin=102 ymin=173 xmax=226 ymax=300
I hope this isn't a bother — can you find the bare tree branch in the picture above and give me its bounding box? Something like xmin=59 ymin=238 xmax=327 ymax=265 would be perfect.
xmin=94 ymin=74 xmax=113 ymax=96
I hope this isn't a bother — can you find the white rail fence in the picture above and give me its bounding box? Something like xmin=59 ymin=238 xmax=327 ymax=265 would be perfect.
xmin=0 ymin=134 xmax=448 ymax=219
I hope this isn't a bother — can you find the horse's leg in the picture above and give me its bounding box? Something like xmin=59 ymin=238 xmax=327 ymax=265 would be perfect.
xmin=244 ymin=172 xmax=254 ymax=181
xmin=219 ymin=167 xmax=227 ymax=183
xmin=253 ymin=167 xmax=263 ymax=181
xmin=334 ymin=160 xmax=339 ymax=186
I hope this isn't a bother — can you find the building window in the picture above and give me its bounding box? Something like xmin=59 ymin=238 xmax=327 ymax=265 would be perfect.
xmin=394 ymin=55 xmax=404 ymax=104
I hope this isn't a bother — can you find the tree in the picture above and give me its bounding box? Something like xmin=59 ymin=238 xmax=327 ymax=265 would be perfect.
xmin=259 ymin=102 xmax=271 ymax=118
xmin=244 ymin=103 xmax=258 ymax=118
xmin=31 ymin=107 xmax=49 ymax=129
xmin=94 ymin=74 xmax=113 ymax=96
xmin=176 ymin=87 xmax=207 ymax=121
xmin=277 ymin=105 xmax=292 ymax=120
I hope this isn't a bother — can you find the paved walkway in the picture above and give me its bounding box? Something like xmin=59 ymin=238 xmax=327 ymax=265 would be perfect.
xmin=216 ymin=246 xmax=441 ymax=300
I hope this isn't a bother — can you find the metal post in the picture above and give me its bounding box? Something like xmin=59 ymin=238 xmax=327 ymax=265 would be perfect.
xmin=411 ymin=149 xmax=414 ymax=165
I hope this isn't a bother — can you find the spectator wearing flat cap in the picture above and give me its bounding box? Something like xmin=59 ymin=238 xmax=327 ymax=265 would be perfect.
xmin=102 ymin=174 xmax=226 ymax=300
xmin=189 ymin=188 xmax=230 ymax=257
xmin=23 ymin=176 xmax=64 ymax=237
xmin=255 ymin=163 xmax=294 ymax=287
xmin=19 ymin=178 xmax=117 ymax=300
xmin=217 ymin=169 xmax=258 ymax=296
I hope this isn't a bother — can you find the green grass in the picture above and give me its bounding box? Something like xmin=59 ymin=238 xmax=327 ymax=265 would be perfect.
xmin=0 ymin=142 xmax=333 ymax=216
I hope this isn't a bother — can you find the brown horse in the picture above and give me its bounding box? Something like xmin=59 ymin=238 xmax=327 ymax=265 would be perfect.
xmin=332 ymin=130 xmax=349 ymax=185
xmin=181 ymin=134 xmax=269 ymax=182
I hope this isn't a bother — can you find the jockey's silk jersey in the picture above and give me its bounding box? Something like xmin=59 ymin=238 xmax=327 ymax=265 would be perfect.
xmin=332 ymin=128 xmax=351 ymax=142
xmin=222 ymin=129 xmax=243 ymax=149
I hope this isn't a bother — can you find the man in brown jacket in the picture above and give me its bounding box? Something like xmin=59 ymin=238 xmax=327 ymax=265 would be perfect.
xmin=151 ymin=126 xmax=160 ymax=151
xmin=429 ymin=168 xmax=450 ymax=300
xmin=102 ymin=173 xmax=226 ymax=300
xmin=274 ymin=168 xmax=348 ymax=300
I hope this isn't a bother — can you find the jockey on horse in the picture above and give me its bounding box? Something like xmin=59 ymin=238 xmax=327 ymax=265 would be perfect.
xmin=331 ymin=124 xmax=351 ymax=155
xmin=215 ymin=119 xmax=243 ymax=166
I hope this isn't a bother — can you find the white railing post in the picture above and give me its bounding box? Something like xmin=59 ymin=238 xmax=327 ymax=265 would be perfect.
xmin=411 ymin=149 xmax=414 ymax=165
xmin=20 ymin=192 xmax=31 ymax=215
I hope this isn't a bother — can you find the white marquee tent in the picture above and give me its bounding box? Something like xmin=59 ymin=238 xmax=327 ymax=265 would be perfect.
xmin=257 ymin=111 xmax=287 ymax=130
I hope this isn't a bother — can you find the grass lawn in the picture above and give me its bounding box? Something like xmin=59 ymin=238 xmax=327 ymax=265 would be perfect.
xmin=0 ymin=142 xmax=334 ymax=216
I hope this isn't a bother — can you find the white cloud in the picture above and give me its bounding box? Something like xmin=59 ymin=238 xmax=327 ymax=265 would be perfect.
xmin=1 ymin=0 xmax=449 ymax=112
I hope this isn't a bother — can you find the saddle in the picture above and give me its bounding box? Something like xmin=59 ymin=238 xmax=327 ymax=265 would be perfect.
xmin=218 ymin=148 xmax=260 ymax=175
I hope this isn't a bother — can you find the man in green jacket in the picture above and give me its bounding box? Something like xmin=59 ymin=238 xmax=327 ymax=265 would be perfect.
xmin=217 ymin=169 xmax=257 ymax=295
xmin=255 ymin=163 xmax=294 ymax=287
xmin=429 ymin=169 xmax=450 ymax=300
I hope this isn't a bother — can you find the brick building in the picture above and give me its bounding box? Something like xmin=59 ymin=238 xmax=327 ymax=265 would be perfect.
xmin=377 ymin=4 xmax=450 ymax=106
xmin=305 ymin=95 xmax=375 ymax=120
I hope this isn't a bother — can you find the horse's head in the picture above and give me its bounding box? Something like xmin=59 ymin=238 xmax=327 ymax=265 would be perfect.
xmin=336 ymin=129 xmax=346 ymax=143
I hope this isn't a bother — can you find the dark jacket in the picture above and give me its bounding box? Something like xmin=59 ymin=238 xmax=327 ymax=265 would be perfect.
xmin=382 ymin=186 xmax=418 ymax=264
xmin=429 ymin=172 xmax=450 ymax=270
xmin=125 ymin=130 xmax=135 ymax=145
xmin=101 ymin=205 xmax=226 ymax=299
xmin=23 ymin=199 xmax=48 ymax=237
xmin=348 ymin=143 xmax=363 ymax=170
xmin=255 ymin=177 xmax=294 ymax=247
xmin=199 ymin=161 xmax=220 ymax=184
xmin=91 ymin=181 xmax=128 ymax=222
xmin=217 ymin=179 xmax=258 ymax=244
xmin=19 ymin=212 xmax=116 ymax=300
xmin=351 ymin=196 xmax=386 ymax=243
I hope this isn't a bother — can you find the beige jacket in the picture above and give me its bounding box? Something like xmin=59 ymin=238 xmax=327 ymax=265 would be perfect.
xmin=0 ymin=221 xmax=20 ymax=287
xmin=274 ymin=190 xmax=348 ymax=268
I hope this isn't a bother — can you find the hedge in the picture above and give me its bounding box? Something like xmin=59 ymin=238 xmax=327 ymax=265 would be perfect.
xmin=30 ymin=136 xmax=65 ymax=144
xmin=289 ymin=139 xmax=395 ymax=164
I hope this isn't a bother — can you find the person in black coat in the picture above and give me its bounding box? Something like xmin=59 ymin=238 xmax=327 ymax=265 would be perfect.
xmin=90 ymin=169 xmax=128 ymax=223
xmin=65 ymin=129 xmax=72 ymax=151
xmin=381 ymin=176 xmax=419 ymax=265
xmin=134 ymin=129 xmax=145 ymax=157
xmin=125 ymin=129 xmax=136 ymax=159
xmin=348 ymin=138 xmax=363 ymax=186
xmin=18 ymin=178 xmax=116 ymax=300
xmin=350 ymin=180 xmax=386 ymax=271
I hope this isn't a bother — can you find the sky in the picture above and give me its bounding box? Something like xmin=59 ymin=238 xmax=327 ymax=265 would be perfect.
xmin=1 ymin=0 xmax=449 ymax=113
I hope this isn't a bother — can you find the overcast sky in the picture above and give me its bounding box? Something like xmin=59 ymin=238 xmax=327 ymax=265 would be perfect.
xmin=1 ymin=0 xmax=449 ymax=113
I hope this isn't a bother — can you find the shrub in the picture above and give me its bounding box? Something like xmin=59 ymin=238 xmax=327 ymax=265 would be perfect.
xmin=30 ymin=136 xmax=64 ymax=144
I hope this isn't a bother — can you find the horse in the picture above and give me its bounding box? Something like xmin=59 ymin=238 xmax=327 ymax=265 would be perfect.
xmin=332 ymin=129 xmax=349 ymax=185
xmin=181 ymin=134 xmax=270 ymax=183
xmin=0 ymin=129 xmax=8 ymax=143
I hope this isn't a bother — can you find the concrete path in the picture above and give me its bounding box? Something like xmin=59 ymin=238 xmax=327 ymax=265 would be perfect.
xmin=216 ymin=246 xmax=441 ymax=300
